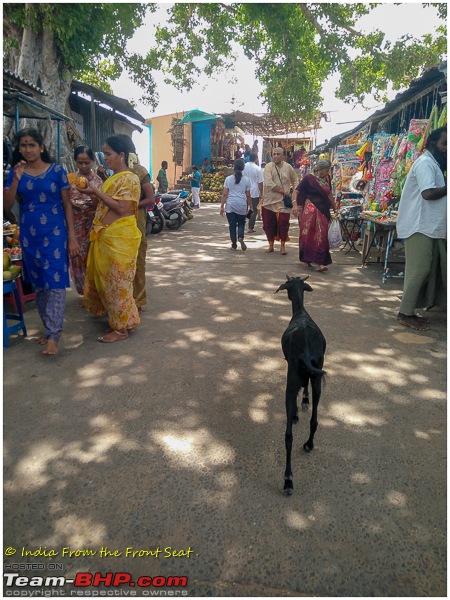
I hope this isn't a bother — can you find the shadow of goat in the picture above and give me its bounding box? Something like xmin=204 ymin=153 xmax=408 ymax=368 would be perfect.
xmin=275 ymin=274 xmax=326 ymax=495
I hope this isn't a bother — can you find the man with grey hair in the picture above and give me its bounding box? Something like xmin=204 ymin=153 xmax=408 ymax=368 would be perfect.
xmin=261 ymin=147 xmax=298 ymax=254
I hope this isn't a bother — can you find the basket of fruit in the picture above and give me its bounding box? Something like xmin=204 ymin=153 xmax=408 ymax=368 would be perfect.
xmin=3 ymin=252 xmax=22 ymax=281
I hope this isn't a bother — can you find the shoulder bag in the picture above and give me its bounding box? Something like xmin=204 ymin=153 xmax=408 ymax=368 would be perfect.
xmin=273 ymin=163 xmax=293 ymax=208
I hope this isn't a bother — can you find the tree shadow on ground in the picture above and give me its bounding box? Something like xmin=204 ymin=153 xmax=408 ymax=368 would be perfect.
xmin=3 ymin=207 xmax=446 ymax=596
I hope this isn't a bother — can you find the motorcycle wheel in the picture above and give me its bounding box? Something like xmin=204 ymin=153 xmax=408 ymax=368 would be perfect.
xmin=147 ymin=214 xmax=165 ymax=235
xmin=183 ymin=206 xmax=193 ymax=221
xmin=166 ymin=213 xmax=183 ymax=230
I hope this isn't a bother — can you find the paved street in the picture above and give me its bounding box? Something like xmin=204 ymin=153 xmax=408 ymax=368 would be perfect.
xmin=3 ymin=205 xmax=447 ymax=597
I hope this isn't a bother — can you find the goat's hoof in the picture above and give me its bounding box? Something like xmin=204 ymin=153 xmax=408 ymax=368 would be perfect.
xmin=283 ymin=481 xmax=293 ymax=495
xmin=303 ymin=442 xmax=314 ymax=453
xmin=293 ymin=414 xmax=299 ymax=424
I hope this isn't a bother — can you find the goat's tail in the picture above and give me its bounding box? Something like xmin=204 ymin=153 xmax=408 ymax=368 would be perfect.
xmin=301 ymin=359 xmax=326 ymax=380
xmin=309 ymin=366 xmax=327 ymax=390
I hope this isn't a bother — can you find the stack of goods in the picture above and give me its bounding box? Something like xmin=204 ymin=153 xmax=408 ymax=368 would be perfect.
xmin=332 ymin=143 xmax=364 ymax=207
xmin=367 ymin=134 xmax=397 ymax=211
xmin=192 ymin=170 xmax=226 ymax=203
xmin=360 ymin=209 xmax=397 ymax=226
xmin=3 ymin=251 xmax=22 ymax=281
xmin=3 ymin=223 xmax=21 ymax=258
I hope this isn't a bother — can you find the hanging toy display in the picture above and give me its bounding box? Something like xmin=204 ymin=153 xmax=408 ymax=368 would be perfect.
xmin=437 ymin=104 xmax=447 ymax=127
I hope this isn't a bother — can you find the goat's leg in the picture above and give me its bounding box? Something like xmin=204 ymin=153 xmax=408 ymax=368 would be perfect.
xmin=301 ymin=377 xmax=310 ymax=410
xmin=284 ymin=374 xmax=301 ymax=495
xmin=303 ymin=375 xmax=321 ymax=453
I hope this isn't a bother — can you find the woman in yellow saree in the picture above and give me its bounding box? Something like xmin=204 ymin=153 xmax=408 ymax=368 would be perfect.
xmin=77 ymin=136 xmax=141 ymax=342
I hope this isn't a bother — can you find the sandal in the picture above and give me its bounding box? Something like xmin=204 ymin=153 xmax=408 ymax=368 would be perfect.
xmin=397 ymin=313 xmax=430 ymax=331
xmin=280 ymin=245 xmax=287 ymax=255
xmin=316 ymin=266 xmax=328 ymax=272
xmin=266 ymin=245 xmax=274 ymax=253
xmin=98 ymin=330 xmax=129 ymax=343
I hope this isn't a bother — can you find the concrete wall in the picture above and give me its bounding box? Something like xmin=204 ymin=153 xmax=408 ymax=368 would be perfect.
xmin=147 ymin=113 xmax=192 ymax=190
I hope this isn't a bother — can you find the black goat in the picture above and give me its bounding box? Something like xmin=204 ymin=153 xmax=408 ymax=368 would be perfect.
xmin=275 ymin=274 xmax=326 ymax=495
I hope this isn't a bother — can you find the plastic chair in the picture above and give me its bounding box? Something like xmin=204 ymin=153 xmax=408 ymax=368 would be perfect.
xmin=3 ymin=279 xmax=27 ymax=348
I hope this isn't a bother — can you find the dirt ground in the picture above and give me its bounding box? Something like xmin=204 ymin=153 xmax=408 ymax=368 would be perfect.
xmin=3 ymin=205 xmax=447 ymax=597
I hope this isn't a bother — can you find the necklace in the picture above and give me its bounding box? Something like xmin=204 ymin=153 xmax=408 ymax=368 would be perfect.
xmin=315 ymin=174 xmax=328 ymax=185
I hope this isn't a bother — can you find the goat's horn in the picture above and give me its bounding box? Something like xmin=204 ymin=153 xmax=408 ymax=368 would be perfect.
xmin=286 ymin=274 xmax=291 ymax=280
xmin=301 ymin=275 xmax=310 ymax=282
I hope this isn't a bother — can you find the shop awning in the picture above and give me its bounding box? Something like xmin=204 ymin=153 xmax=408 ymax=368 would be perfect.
xmin=3 ymin=92 xmax=71 ymax=122
xmin=178 ymin=109 xmax=219 ymax=124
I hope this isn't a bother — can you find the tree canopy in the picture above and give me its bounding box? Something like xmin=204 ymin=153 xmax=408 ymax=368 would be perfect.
xmin=3 ymin=3 xmax=157 ymax=100
xmin=149 ymin=3 xmax=447 ymax=121
xmin=3 ymin=2 xmax=447 ymax=123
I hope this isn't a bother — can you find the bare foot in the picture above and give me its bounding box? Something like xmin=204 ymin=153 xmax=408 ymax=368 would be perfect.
xmin=42 ymin=339 xmax=58 ymax=355
xmin=98 ymin=330 xmax=129 ymax=343
xmin=266 ymin=245 xmax=274 ymax=253
xmin=36 ymin=336 xmax=47 ymax=345
xmin=316 ymin=265 xmax=329 ymax=272
xmin=280 ymin=245 xmax=287 ymax=255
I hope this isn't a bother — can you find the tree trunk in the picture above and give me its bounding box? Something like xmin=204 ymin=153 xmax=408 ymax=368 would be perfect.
xmin=6 ymin=18 xmax=73 ymax=163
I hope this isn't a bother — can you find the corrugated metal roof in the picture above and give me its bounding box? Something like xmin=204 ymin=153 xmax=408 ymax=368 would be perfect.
xmin=71 ymin=80 xmax=145 ymax=123
xmin=3 ymin=69 xmax=47 ymax=95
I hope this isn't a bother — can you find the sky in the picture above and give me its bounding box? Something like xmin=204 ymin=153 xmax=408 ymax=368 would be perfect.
xmin=110 ymin=3 xmax=444 ymax=168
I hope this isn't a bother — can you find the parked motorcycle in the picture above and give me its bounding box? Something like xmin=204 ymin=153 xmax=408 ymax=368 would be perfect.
xmin=146 ymin=201 xmax=165 ymax=235
xmin=157 ymin=191 xmax=189 ymax=230
xmin=178 ymin=190 xmax=193 ymax=221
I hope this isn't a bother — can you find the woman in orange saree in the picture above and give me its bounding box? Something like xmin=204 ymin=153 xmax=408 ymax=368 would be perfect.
xmin=77 ymin=136 xmax=142 ymax=343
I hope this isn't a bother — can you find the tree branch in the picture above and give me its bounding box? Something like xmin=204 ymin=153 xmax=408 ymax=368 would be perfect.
xmin=299 ymin=4 xmax=359 ymax=91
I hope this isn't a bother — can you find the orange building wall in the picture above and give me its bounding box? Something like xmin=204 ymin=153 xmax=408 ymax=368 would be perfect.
xmin=146 ymin=113 xmax=192 ymax=191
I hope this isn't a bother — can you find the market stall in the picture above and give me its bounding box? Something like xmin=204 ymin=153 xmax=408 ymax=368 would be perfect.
xmin=319 ymin=66 xmax=447 ymax=280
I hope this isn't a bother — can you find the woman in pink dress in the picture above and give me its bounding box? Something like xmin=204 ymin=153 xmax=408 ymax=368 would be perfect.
xmin=68 ymin=146 xmax=103 ymax=296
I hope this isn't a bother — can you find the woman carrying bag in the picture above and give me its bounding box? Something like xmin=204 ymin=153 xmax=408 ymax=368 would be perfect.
xmin=292 ymin=159 xmax=337 ymax=272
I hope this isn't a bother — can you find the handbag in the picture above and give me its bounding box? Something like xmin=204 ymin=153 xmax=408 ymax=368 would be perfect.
xmin=273 ymin=164 xmax=293 ymax=209
xmin=328 ymin=219 xmax=343 ymax=249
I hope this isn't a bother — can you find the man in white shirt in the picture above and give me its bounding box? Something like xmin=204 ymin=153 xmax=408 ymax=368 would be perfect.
xmin=396 ymin=126 xmax=447 ymax=330
xmin=243 ymin=153 xmax=264 ymax=233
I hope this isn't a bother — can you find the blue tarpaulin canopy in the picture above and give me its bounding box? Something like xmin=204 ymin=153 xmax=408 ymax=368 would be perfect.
xmin=178 ymin=109 xmax=219 ymax=124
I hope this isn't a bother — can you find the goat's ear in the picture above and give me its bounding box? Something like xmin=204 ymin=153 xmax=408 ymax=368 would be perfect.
xmin=304 ymin=283 xmax=313 ymax=292
xmin=275 ymin=283 xmax=287 ymax=294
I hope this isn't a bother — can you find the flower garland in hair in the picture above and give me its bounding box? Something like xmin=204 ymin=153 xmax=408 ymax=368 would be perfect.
xmin=128 ymin=152 xmax=138 ymax=169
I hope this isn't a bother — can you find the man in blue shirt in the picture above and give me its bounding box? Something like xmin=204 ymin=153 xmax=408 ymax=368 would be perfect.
xmin=190 ymin=165 xmax=201 ymax=208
